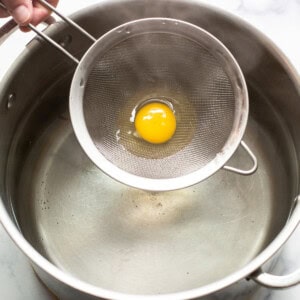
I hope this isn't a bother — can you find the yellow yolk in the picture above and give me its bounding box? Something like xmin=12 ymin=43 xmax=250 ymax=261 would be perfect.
xmin=134 ymin=102 xmax=176 ymax=144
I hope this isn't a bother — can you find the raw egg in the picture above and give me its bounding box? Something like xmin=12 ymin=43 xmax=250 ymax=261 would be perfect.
xmin=134 ymin=102 xmax=176 ymax=144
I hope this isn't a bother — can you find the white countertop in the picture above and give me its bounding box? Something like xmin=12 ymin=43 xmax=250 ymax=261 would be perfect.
xmin=0 ymin=0 xmax=300 ymax=299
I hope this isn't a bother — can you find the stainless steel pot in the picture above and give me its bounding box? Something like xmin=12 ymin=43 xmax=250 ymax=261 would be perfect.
xmin=0 ymin=1 xmax=300 ymax=299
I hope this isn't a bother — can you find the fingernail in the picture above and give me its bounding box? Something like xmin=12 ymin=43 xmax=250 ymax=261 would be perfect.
xmin=12 ymin=5 xmax=30 ymax=25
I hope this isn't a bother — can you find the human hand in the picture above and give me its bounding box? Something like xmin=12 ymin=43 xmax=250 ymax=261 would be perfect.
xmin=0 ymin=0 xmax=58 ymax=27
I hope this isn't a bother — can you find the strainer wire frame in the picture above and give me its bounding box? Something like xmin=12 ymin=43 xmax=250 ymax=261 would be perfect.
xmin=1 ymin=0 xmax=257 ymax=191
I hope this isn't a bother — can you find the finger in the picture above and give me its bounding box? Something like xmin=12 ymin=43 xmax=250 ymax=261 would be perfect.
xmin=30 ymin=0 xmax=58 ymax=26
xmin=1 ymin=0 xmax=33 ymax=25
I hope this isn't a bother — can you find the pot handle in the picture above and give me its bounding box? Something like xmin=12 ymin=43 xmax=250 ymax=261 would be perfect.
xmin=250 ymin=196 xmax=300 ymax=288
xmin=223 ymin=140 xmax=258 ymax=175
xmin=0 ymin=18 xmax=18 ymax=46
xmin=0 ymin=16 xmax=56 ymax=46
xmin=251 ymin=268 xmax=300 ymax=288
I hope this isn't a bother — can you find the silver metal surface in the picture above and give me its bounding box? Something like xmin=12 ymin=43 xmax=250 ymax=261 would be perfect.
xmin=70 ymin=17 xmax=250 ymax=191
xmin=0 ymin=0 xmax=300 ymax=299
xmin=11 ymin=103 xmax=296 ymax=294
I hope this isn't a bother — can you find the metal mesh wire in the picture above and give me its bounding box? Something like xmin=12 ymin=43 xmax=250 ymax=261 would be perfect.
xmin=83 ymin=30 xmax=237 ymax=180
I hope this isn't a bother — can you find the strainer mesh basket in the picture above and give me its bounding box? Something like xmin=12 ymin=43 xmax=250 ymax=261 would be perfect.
xmin=71 ymin=18 xmax=248 ymax=189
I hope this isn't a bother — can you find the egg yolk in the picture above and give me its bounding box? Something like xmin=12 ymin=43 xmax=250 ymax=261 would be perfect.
xmin=134 ymin=102 xmax=176 ymax=144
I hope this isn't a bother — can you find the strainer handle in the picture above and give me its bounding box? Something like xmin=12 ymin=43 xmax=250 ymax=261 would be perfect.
xmin=223 ymin=140 xmax=258 ymax=175
xmin=0 ymin=0 xmax=96 ymax=64
xmin=38 ymin=0 xmax=96 ymax=43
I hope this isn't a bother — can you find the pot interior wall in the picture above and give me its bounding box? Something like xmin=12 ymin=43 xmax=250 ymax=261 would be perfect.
xmin=0 ymin=0 xmax=299 ymax=296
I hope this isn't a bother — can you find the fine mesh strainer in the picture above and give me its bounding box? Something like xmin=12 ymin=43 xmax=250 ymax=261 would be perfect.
xmin=70 ymin=18 xmax=257 ymax=191
xmin=1 ymin=0 xmax=257 ymax=191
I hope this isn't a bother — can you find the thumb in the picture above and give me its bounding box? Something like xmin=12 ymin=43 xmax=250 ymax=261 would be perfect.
xmin=2 ymin=0 xmax=33 ymax=25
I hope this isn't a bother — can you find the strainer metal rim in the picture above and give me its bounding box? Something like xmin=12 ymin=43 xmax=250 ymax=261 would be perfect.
xmin=69 ymin=17 xmax=249 ymax=191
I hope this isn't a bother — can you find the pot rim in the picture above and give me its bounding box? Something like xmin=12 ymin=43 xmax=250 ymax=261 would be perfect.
xmin=1 ymin=0 xmax=300 ymax=299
